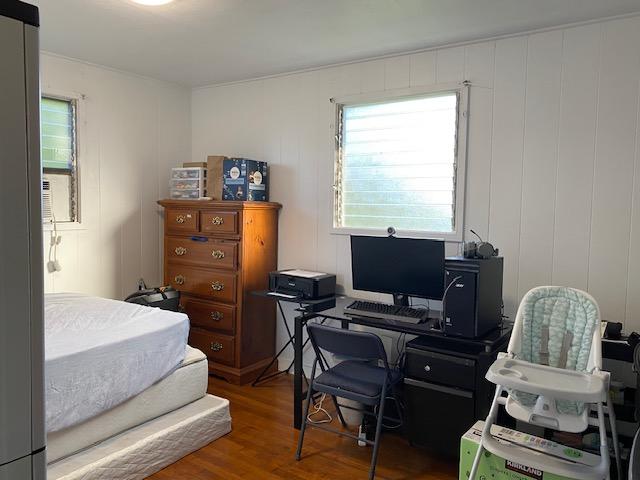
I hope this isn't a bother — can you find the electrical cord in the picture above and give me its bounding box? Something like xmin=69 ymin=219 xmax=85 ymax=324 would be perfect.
xmin=380 ymin=395 xmax=405 ymax=429
xmin=438 ymin=275 xmax=462 ymax=330
xmin=46 ymin=186 xmax=62 ymax=273
xmin=307 ymin=393 xmax=333 ymax=424
xmin=394 ymin=332 xmax=407 ymax=369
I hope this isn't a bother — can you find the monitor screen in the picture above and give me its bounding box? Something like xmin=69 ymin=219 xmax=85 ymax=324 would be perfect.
xmin=350 ymin=236 xmax=445 ymax=300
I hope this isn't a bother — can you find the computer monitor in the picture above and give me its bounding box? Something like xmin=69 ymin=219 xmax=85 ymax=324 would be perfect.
xmin=350 ymin=236 xmax=445 ymax=303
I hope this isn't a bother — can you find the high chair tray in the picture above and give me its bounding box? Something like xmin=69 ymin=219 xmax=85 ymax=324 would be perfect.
xmin=486 ymin=357 xmax=605 ymax=402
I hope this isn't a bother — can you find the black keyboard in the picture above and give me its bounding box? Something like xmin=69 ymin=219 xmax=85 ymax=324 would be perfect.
xmin=343 ymin=300 xmax=428 ymax=324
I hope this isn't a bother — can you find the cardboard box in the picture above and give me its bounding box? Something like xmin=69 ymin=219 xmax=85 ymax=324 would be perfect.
xmin=222 ymin=158 xmax=268 ymax=202
xmin=459 ymin=421 xmax=599 ymax=480
xmin=206 ymin=155 xmax=227 ymax=200
xmin=182 ymin=162 xmax=207 ymax=168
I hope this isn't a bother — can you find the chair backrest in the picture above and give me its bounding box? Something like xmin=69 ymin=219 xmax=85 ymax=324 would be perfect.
xmin=306 ymin=323 xmax=389 ymax=369
xmin=508 ymin=286 xmax=601 ymax=372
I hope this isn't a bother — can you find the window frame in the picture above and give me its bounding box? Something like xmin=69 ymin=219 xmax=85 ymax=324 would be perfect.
xmin=41 ymin=91 xmax=83 ymax=229
xmin=330 ymin=82 xmax=469 ymax=241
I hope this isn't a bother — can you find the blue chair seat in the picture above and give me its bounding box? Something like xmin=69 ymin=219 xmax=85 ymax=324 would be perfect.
xmin=313 ymin=360 xmax=402 ymax=405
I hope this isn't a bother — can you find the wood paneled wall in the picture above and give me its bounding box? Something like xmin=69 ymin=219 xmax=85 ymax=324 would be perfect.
xmin=42 ymin=53 xmax=191 ymax=299
xmin=192 ymin=15 xmax=640 ymax=347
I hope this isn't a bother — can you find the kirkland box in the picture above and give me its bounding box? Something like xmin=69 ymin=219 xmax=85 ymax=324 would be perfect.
xmin=459 ymin=421 xmax=600 ymax=480
xmin=223 ymin=158 xmax=268 ymax=201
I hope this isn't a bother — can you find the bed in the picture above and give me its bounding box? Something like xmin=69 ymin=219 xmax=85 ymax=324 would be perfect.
xmin=44 ymin=293 xmax=231 ymax=479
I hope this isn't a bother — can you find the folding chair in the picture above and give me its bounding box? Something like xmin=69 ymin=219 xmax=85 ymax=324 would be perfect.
xmin=295 ymin=323 xmax=403 ymax=480
xmin=470 ymin=286 xmax=621 ymax=480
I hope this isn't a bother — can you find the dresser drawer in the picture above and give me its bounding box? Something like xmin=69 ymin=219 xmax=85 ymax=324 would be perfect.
xmin=166 ymin=208 xmax=198 ymax=233
xmin=166 ymin=236 xmax=238 ymax=270
xmin=405 ymin=347 xmax=476 ymax=390
xmin=189 ymin=328 xmax=235 ymax=366
xmin=182 ymin=296 xmax=236 ymax=334
xmin=168 ymin=265 xmax=237 ymax=303
xmin=200 ymin=211 xmax=238 ymax=235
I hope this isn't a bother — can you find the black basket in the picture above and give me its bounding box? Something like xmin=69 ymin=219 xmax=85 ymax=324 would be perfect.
xmin=125 ymin=286 xmax=180 ymax=312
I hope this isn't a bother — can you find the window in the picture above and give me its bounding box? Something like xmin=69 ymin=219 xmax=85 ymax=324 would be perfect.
xmin=41 ymin=96 xmax=78 ymax=223
xmin=333 ymin=87 xmax=467 ymax=239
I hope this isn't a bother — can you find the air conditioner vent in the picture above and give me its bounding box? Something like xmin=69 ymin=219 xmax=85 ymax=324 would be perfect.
xmin=42 ymin=179 xmax=53 ymax=222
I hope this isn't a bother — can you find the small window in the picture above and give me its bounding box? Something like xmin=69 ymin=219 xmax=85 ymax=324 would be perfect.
xmin=333 ymin=88 xmax=467 ymax=238
xmin=41 ymin=96 xmax=78 ymax=223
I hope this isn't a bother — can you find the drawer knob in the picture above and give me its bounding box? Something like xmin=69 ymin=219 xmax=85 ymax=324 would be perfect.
xmin=174 ymin=275 xmax=185 ymax=285
xmin=211 ymin=281 xmax=225 ymax=291
xmin=174 ymin=246 xmax=187 ymax=256
xmin=212 ymin=249 xmax=225 ymax=259
xmin=211 ymin=311 xmax=224 ymax=321
xmin=210 ymin=342 xmax=223 ymax=352
xmin=211 ymin=216 xmax=224 ymax=225
xmin=175 ymin=214 xmax=186 ymax=224
xmin=423 ymin=365 xmax=431 ymax=373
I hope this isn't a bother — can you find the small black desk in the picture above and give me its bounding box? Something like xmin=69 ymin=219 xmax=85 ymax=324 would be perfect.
xmin=290 ymin=295 xmax=512 ymax=429
xmin=250 ymin=291 xmax=338 ymax=386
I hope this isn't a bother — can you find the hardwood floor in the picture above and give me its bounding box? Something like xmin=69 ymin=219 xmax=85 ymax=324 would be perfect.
xmin=148 ymin=374 xmax=458 ymax=480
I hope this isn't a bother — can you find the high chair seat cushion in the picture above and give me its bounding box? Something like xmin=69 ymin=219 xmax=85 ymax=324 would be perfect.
xmin=511 ymin=287 xmax=599 ymax=415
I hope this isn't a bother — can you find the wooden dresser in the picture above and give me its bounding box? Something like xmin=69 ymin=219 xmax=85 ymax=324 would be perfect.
xmin=158 ymin=199 xmax=281 ymax=384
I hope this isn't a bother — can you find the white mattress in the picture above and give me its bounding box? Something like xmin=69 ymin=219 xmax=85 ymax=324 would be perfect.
xmin=47 ymin=394 xmax=231 ymax=480
xmin=47 ymin=346 xmax=208 ymax=464
xmin=45 ymin=293 xmax=189 ymax=433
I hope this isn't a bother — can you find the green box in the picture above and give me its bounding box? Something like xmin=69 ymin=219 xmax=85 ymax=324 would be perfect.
xmin=459 ymin=421 xmax=599 ymax=480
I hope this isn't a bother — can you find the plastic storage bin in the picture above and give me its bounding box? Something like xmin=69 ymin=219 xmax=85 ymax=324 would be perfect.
xmin=170 ymin=167 xmax=206 ymax=199
xmin=171 ymin=167 xmax=206 ymax=180
xmin=171 ymin=178 xmax=204 ymax=191
xmin=169 ymin=180 xmax=204 ymax=198
xmin=170 ymin=189 xmax=201 ymax=200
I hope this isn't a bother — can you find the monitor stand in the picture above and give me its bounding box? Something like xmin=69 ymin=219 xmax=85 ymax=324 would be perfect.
xmin=392 ymin=293 xmax=410 ymax=307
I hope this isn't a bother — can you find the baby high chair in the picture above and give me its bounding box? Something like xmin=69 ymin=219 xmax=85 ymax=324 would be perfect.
xmin=469 ymin=286 xmax=621 ymax=480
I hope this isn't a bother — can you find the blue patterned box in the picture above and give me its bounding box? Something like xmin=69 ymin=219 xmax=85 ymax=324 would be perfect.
xmin=222 ymin=158 xmax=268 ymax=201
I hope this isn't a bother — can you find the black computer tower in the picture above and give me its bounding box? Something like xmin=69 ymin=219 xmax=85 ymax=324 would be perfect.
xmin=443 ymin=257 xmax=503 ymax=338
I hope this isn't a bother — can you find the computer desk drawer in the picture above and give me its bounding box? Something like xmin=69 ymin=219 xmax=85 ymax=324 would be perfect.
xmin=404 ymin=377 xmax=475 ymax=457
xmin=405 ymin=347 xmax=476 ymax=390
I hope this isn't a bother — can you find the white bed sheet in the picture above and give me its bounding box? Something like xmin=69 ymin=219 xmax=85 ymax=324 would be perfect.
xmin=47 ymin=346 xmax=207 ymax=463
xmin=45 ymin=293 xmax=189 ymax=433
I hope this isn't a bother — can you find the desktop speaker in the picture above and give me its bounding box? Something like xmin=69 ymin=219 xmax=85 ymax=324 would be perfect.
xmin=443 ymin=257 xmax=503 ymax=339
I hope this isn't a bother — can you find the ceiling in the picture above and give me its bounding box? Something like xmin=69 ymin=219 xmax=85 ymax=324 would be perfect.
xmin=31 ymin=0 xmax=640 ymax=87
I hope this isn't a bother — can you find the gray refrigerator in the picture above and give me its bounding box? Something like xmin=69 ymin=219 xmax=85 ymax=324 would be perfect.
xmin=0 ymin=1 xmax=46 ymax=479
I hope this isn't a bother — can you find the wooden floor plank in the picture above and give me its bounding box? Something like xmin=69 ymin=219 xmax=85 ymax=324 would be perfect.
xmin=148 ymin=374 xmax=458 ymax=479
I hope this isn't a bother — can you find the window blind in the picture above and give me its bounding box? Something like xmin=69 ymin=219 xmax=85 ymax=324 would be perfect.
xmin=41 ymin=97 xmax=74 ymax=171
xmin=337 ymin=92 xmax=458 ymax=233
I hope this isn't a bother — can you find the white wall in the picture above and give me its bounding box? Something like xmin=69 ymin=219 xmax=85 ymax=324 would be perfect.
xmin=42 ymin=53 xmax=191 ymax=299
xmin=192 ymin=14 xmax=640 ymax=367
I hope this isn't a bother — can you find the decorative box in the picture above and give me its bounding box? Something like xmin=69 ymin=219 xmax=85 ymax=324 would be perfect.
xmin=222 ymin=158 xmax=268 ymax=202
